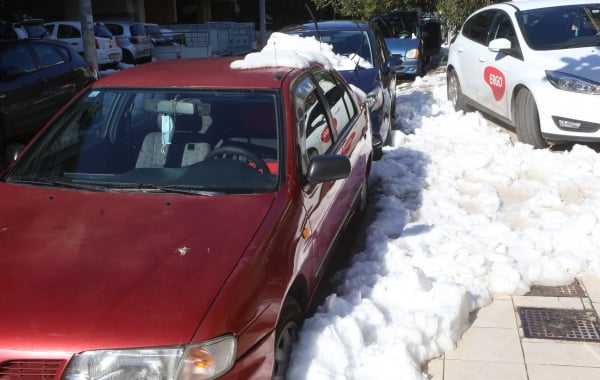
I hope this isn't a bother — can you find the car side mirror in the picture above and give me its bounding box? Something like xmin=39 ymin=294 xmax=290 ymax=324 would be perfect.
xmin=387 ymin=55 xmax=403 ymax=71
xmin=488 ymin=38 xmax=512 ymax=53
xmin=6 ymin=143 xmax=24 ymax=162
xmin=306 ymin=154 xmax=351 ymax=184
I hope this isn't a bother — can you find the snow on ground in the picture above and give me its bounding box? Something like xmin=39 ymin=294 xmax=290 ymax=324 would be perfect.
xmin=287 ymin=66 xmax=600 ymax=379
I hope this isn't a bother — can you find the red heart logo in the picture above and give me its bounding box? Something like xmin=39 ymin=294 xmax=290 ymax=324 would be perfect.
xmin=484 ymin=66 xmax=506 ymax=101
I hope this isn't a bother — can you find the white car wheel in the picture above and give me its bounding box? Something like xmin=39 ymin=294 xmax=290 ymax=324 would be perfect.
xmin=447 ymin=70 xmax=468 ymax=112
xmin=514 ymin=89 xmax=547 ymax=148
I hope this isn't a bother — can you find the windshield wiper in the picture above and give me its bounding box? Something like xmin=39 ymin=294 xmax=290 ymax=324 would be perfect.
xmin=111 ymin=183 xmax=222 ymax=195
xmin=8 ymin=177 xmax=107 ymax=192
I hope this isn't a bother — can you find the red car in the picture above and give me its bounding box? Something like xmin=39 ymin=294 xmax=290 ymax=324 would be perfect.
xmin=0 ymin=57 xmax=372 ymax=379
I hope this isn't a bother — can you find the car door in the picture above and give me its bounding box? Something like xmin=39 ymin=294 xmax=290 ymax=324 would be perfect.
xmin=0 ymin=43 xmax=47 ymax=139
xmin=55 ymin=23 xmax=84 ymax=54
xmin=453 ymin=10 xmax=496 ymax=102
xmin=476 ymin=11 xmax=521 ymax=119
xmin=29 ymin=42 xmax=82 ymax=124
xmin=294 ymin=69 xmax=369 ymax=281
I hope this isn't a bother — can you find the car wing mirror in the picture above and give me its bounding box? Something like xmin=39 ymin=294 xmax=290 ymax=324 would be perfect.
xmin=387 ymin=55 xmax=403 ymax=70
xmin=6 ymin=143 xmax=25 ymax=162
xmin=306 ymin=154 xmax=351 ymax=184
xmin=488 ymin=38 xmax=512 ymax=53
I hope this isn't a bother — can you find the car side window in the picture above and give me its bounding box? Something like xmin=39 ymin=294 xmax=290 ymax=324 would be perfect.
xmin=31 ymin=43 xmax=66 ymax=68
xmin=462 ymin=10 xmax=497 ymax=45
xmin=294 ymin=76 xmax=333 ymax=174
xmin=313 ymin=71 xmax=356 ymax=137
xmin=57 ymin=25 xmax=81 ymax=39
xmin=0 ymin=45 xmax=37 ymax=79
xmin=490 ymin=12 xmax=518 ymax=48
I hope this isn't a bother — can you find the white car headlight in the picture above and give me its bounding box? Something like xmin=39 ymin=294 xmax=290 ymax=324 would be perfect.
xmin=405 ymin=48 xmax=420 ymax=59
xmin=63 ymin=335 xmax=237 ymax=380
xmin=366 ymin=86 xmax=383 ymax=110
xmin=546 ymin=70 xmax=600 ymax=95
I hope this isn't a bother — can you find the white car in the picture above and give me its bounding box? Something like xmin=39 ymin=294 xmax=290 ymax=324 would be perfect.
xmin=103 ymin=21 xmax=153 ymax=64
xmin=44 ymin=21 xmax=122 ymax=69
xmin=447 ymin=0 xmax=600 ymax=148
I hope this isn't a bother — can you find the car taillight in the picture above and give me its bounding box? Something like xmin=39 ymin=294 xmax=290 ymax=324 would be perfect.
xmin=129 ymin=37 xmax=139 ymax=44
xmin=114 ymin=38 xmax=119 ymax=46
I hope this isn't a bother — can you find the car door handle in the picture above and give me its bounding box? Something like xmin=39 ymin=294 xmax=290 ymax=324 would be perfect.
xmin=478 ymin=56 xmax=486 ymax=62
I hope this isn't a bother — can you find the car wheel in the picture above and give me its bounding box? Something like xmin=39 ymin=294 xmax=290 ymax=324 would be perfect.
xmin=447 ymin=69 xmax=468 ymax=112
xmin=273 ymin=297 xmax=303 ymax=380
xmin=122 ymin=50 xmax=135 ymax=64
xmin=514 ymin=89 xmax=547 ymax=148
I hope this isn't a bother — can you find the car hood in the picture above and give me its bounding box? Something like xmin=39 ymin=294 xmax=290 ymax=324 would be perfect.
xmin=339 ymin=68 xmax=378 ymax=94
xmin=530 ymin=46 xmax=600 ymax=81
xmin=384 ymin=37 xmax=419 ymax=56
xmin=0 ymin=183 xmax=275 ymax=352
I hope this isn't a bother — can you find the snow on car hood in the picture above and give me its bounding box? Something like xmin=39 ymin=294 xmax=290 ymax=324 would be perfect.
xmin=0 ymin=183 xmax=275 ymax=352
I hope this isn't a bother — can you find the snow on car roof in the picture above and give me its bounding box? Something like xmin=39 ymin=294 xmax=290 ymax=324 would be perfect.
xmin=230 ymin=32 xmax=359 ymax=72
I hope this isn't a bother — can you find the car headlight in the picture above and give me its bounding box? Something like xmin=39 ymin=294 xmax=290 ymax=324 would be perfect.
xmin=62 ymin=335 xmax=237 ymax=380
xmin=366 ymin=86 xmax=383 ymax=110
xmin=546 ymin=70 xmax=600 ymax=95
xmin=405 ymin=48 xmax=420 ymax=59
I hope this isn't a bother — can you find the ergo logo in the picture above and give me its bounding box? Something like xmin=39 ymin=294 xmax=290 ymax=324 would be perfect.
xmin=484 ymin=66 xmax=506 ymax=101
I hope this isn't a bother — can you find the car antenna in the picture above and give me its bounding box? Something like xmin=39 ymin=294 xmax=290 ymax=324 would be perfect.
xmin=352 ymin=21 xmax=365 ymax=72
xmin=304 ymin=1 xmax=322 ymax=52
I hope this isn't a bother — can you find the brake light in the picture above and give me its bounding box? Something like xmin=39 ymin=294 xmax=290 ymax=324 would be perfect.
xmin=129 ymin=37 xmax=139 ymax=44
xmin=114 ymin=38 xmax=119 ymax=46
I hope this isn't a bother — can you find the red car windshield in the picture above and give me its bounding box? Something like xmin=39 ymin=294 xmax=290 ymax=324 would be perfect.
xmin=5 ymin=88 xmax=282 ymax=194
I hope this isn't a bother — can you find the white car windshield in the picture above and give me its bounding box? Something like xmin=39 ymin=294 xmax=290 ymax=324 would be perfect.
xmin=5 ymin=89 xmax=281 ymax=194
xmin=519 ymin=4 xmax=600 ymax=50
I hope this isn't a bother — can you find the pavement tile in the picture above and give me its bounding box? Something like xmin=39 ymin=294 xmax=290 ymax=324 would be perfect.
xmin=445 ymin=327 xmax=523 ymax=363
xmin=522 ymin=340 xmax=600 ymax=367
xmin=470 ymin=299 xmax=516 ymax=329
xmin=443 ymin=359 xmax=527 ymax=380
xmin=527 ymin=364 xmax=600 ymax=380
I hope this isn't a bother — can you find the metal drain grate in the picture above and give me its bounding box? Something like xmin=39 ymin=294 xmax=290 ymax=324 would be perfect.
xmin=526 ymin=280 xmax=586 ymax=297
xmin=519 ymin=307 xmax=600 ymax=342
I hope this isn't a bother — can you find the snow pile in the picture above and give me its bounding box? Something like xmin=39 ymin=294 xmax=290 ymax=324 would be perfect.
xmin=289 ymin=70 xmax=600 ymax=379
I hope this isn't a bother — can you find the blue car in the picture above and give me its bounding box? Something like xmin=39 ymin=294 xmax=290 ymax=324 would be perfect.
xmin=373 ymin=9 xmax=442 ymax=77
xmin=281 ymin=20 xmax=402 ymax=160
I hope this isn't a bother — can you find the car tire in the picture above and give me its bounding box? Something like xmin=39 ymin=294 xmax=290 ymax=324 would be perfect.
xmin=122 ymin=49 xmax=135 ymax=64
xmin=447 ymin=69 xmax=468 ymax=112
xmin=272 ymin=296 xmax=303 ymax=380
xmin=514 ymin=89 xmax=547 ymax=149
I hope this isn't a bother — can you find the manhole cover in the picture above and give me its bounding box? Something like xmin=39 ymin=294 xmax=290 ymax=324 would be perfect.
xmin=526 ymin=280 xmax=586 ymax=297
xmin=519 ymin=307 xmax=600 ymax=342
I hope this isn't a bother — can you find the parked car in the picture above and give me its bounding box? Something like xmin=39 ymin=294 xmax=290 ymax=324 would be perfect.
xmin=372 ymin=9 xmax=442 ymax=77
xmin=103 ymin=20 xmax=153 ymax=64
xmin=0 ymin=17 xmax=55 ymax=40
xmin=0 ymin=38 xmax=96 ymax=159
xmin=281 ymin=20 xmax=401 ymax=159
xmin=143 ymin=22 xmax=184 ymax=60
xmin=447 ymin=0 xmax=600 ymax=148
xmin=0 ymin=56 xmax=372 ymax=379
xmin=44 ymin=21 xmax=122 ymax=69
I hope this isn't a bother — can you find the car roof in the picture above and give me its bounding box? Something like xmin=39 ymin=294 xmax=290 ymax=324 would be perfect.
xmin=282 ymin=20 xmax=370 ymax=32
xmin=493 ymin=0 xmax=599 ymax=11
xmin=94 ymin=57 xmax=306 ymax=89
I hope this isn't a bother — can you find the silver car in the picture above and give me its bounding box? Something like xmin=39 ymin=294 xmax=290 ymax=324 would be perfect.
xmin=104 ymin=21 xmax=153 ymax=64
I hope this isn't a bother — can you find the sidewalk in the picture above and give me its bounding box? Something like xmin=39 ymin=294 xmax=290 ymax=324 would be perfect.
xmin=426 ymin=277 xmax=600 ymax=380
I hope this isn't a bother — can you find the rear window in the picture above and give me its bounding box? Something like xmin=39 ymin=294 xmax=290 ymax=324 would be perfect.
xmin=130 ymin=24 xmax=147 ymax=36
xmin=94 ymin=24 xmax=113 ymax=38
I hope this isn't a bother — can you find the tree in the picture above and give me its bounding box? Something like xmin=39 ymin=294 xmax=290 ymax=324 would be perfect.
xmin=437 ymin=0 xmax=491 ymax=32
xmin=310 ymin=0 xmax=437 ymax=20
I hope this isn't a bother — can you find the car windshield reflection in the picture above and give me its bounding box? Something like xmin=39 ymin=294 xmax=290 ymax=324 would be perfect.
xmin=5 ymin=89 xmax=282 ymax=194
